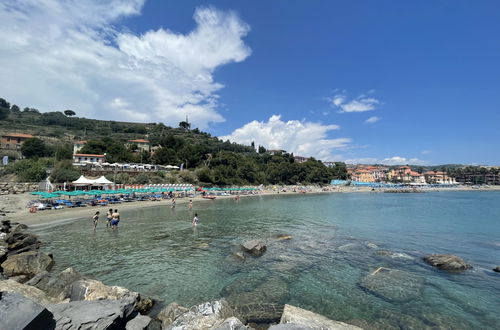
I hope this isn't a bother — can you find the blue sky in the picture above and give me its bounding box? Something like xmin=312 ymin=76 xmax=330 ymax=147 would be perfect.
xmin=1 ymin=1 xmax=499 ymax=165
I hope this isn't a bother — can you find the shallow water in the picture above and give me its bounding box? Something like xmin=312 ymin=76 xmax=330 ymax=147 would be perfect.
xmin=34 ymin=191 xmax=500 ymax=329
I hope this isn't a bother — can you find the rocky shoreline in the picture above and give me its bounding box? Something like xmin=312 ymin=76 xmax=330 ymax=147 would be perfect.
xmin=0 ymin=220 xmax=365 ymax=330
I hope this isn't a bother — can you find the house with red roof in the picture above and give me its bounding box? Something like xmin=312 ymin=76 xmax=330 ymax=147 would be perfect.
xmin=1 ymin=133 xmax=34 ymax=151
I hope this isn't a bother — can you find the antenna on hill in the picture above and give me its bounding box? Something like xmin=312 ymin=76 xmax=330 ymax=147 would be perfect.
xmin=186 ymin=115 xmax=189 ymax=125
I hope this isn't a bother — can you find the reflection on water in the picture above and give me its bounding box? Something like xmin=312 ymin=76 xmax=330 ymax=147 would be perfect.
xmin=34 ymin=192 xmax=500 ymax=328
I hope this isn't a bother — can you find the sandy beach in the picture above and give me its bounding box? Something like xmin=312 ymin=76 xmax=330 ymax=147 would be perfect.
xmin=2 ymin=185 xmax=499 ymax=227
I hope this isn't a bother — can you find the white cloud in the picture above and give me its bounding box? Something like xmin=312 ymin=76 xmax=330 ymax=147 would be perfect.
xmin=331 ymin=91 xmax=380 ymax=113
xmin=0 ymin=1 xmax=251 ymax=128
xmin=345 ymin=156 xmax=428 ymax=165
xmin=421 ymin=150 xmax=431 ymax=155
xmin=364 ymin=116 xmax=381 ymax=124
xmin=220 ymin=115 xmax=351 ymax=160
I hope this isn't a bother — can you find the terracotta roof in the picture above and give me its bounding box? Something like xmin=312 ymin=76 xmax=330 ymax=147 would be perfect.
xmin=74 ymin=154 xmax=105 ymax=158
xmin=128 ymin=139 xmax=150 ymax=143
xmin=3 ymin=133 xmax=33 ymax=138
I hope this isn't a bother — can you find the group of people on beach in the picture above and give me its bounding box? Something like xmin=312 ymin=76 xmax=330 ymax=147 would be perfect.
xmin=91 ymin=208 xmax=120 ymax=231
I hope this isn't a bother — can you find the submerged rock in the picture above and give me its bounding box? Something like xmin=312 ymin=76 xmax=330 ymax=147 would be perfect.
xmin=422 ymin=254 xmax=472 ymax=271
xmin=279 ymin=304 xmax=362 ymax=329
xmin=377 ymin=250 xmax=414 ymax=260
xmin=0 ymin=291 xmax=55 ymax=330
xmin=1 ymin=251 xmax=54 ymax=278
xmin=275 ymin=234 xmax=293 ymax=241
xmin=241 ymin=240 xmax=267 ymax=257
xmin=359 ymin=267 xmax=423 ymax=302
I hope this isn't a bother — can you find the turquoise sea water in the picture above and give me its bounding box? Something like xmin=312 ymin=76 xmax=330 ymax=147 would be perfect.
xmin=34 ymin=191 xmax=500 ymax=329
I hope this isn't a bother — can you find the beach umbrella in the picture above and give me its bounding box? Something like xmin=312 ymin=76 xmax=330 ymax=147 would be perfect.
xmin=31 ymin=191 xmax=45 ymax=195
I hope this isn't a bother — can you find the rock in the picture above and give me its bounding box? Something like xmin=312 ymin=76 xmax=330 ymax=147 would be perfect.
xmin=0 ymin=246 xmax=7 ymax=262
xmin=493 ymin=266 xmax=500 ymax=273
xmin=212 ymin=316 xmax=249 ymax=330
xmin=165 ymin=299 xmax=235 ymax=330
xmin=234 ymin=303 xmax=283 ymax=325
xmin=1 ymin=251 xmax=54 ymax=278
xmin=422 ymin=254 xmax=472 ymax=271
xmin=241 ymin=240 xmax=267 ymax=257
xmin=126 ymin=314 xmax=153 ymax=330
xmin=136 ymin=295 xmax=155 ymax=314
xmin=9 ymin=274 xmax=30 ymax=283
xmin=1 ymin=220 xmax=11 ymax=226
xmin=376 ymin=250 xmax=414 ymax=260
xmin=234 ymin=252 xmax=246 ymax=261
xmin=157 ymin=302 xmax=190 ymax=328
xmin=25 ymin=267 xmax=83 ymax=301
xmin=0 ymin=279 xmax=55 ymax=305
xmin=69 ymin=278 xmax=139 ymax=302
xmin=7 ymin=233 xmax=40 ymax=251
xmin=337 ymin=243 xmax=365 ymax=252
xmin=10 ymin=223 xmax=28 ymax=234
xmin=275 ymin=234 xmax=293 ymax=241
xmin=359 ymin=267 xmax=423 ymax=302
xmin=47 ymin=297 xmax=137 ymax=330
xmin=0 ymin=291 xmax=55 ymax=330
xmin=269 ymin=324 xmax=312 ymax=330
xmin=280 ymin=304 xmax=362 ymax=329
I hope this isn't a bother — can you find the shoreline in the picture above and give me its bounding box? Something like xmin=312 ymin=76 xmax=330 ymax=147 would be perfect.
xmin=3 ymin=185 xmax=500 ymax=227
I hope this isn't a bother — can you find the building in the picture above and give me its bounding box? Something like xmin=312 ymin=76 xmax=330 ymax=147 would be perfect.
xmin=0 ymin=133 xmax=33 ymax=151
xmin=387 ymin=166 xmax=426 ymax=184
xmin=424 ymin=171 xmax=457 ymax=184
xmin=323 ymin=161 xmax=337 ymax=168
xmin=294 ymin=156 xmax=308 ymax=163
xmin=350 ymin=169 xmax=376 ymax=182
xmin=266 ymin=149 xmax=286 ymax=155
xmin=73 ymin=140 xmax=87 ymax=154
xmin=73 ymin=154 xmax=106 ymax=164
xmin=128 ymin=139 xmax=150 ymax=153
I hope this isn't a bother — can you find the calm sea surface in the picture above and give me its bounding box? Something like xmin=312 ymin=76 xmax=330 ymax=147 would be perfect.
xmin=34 ymin=191 xmax=500 ymax=329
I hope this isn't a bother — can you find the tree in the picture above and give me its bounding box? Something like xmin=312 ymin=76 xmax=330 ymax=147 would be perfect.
xmin=0 ymin=107 xmax=9 ymax=120
xmin=11 ymin=104 xmax=20 ymax=112
xmin=179 ymin=121 xmax=191 ymax=131
xmin=21 ymin=138 xmax=49 ymax=158
xmin=50 ymin=160 xmax=80 ymax=183
xmin=64 ymin=109 xmax=76 ymax=117
xmin=55 ymin=146 xmax=73 ymax=161
xmin=0 ymin=98 xmax=10 ymax=109
xmin=258 ymin=145 xmax=266 ymax=154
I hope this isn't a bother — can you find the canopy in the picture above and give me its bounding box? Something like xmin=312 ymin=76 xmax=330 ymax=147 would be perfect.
xmin=94 ymin=176 xmax=114 ymax=185
xmin=72 ymin=175 xmax=96 ymax=185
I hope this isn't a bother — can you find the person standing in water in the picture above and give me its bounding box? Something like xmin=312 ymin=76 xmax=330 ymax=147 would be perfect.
xmin=106 ymin=208 xmax=113 ymax=228
xmin=171 ymin=197 xmax=176 ymax=209
xmin=111 ymin=209 xmax=120 ymax=229
xmin=192 ymin=213 xmax=199 ymax=227
xmin=188 ymin=199 xmax=193 ymax=209
xmin=92 ymin=211 xmax=99 ymax=231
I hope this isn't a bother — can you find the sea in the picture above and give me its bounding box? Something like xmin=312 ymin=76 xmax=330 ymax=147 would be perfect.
xmin=34 ymin=191 xmax=500 ymax=329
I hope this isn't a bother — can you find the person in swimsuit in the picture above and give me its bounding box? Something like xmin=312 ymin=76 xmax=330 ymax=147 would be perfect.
xmin=188 ymin=199 xmax=193 ymax=209
xmin=92 ymin=211 xmax=99 ymax=231
xmin=111 ymin=209 xmax=120 ymax=229
xmin=192 ymin=213 xmax=199 ymax=227
xmin=171 ymin=198 xmax=176 ymax=208
xmin=106 ymin=208 xmax=113 ymax=228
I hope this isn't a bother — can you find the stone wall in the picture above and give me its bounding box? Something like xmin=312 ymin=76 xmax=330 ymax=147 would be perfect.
xmin=0 ymin=183 xmax=38 ymax=195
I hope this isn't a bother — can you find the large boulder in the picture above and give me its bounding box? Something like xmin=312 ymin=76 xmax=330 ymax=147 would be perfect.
xmin=212 ymin=317 xmax=249 ymax=330
xmin=0 ymin=291 xmax=55 ymax=330
xmin=241 ymin=240 xmax=267 ymax=257
xmin=68 ymin=278 xmax=139 ymax=302
xmin=1 ymin=251 xmax=54 ymax=278
xmin=46 ymin=297 xmax=137 ymax=330
xmin=422 ymin=254 xmax=472 ymax=271
xmin=7 ymin=233 xmax=41 ymax=255
xmin=126 ymin=314 xmax=153 ymax=330
xmin=359 ymin=267 xmax=423 ymax=302
xmin=25 ymin=267 xmax=83 ymax=301
xmin=157 ymin=302 xmax=190 ymax=328
xmin=165 ymin=299 xmax=235 ymax=330
xmin=0 ymin=279 xmax=55 ymax=305
xmin=279 ymin=304 xmax=363 ymax=329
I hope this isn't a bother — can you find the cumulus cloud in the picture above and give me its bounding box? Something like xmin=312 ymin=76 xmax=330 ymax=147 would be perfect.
xmin=364 ymin=116 xmax=381 ymax=124
xmin=220 ymin=115 xmax=351 ymax=160
xmin=345 ymin=156 xmax=428 ymax=165
xmin=0 ymin=1 xmax=251 ymax=128
xmin=331 ymin=91 xmax=380 ymax=113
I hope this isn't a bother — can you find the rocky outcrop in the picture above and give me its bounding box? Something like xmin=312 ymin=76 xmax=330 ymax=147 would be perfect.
xmin=164 ymin=299 xmax=235 ymax=330
xmin=359 ymin=267 xmax=423 ymax=302
xmin=125 ymin=314 xmax=153 ymax=330
xmin=0 ymin=291 xmax=55 ymax=330
xmin=241 ymin=240 xmax=267 ymax=257
xmin=212 ymin=317 xmax=250 ymax=330
xmin=1 ymin=251 xmax=54 ymax=278
xmin=0 ymin=279 xmax=55 ymax=305
xmin=46 ymin=297 xmax=137 ymax=330
xmin=493 ymin=266 xmax=500 ymax=273
xmin=422 ymin=254 xmax=472 ymax=271
xmin=279 ymin=304 xmax=363 ymax=329
xmin=0 ymin=182 xmax=38 ymax=195
xmin=69 ymin=278 xmax=139 ymax=301
xmin=25 ymin=267 xmax=82 ymax=301
xmin=157 ymin=302 xmax=190 ymax=328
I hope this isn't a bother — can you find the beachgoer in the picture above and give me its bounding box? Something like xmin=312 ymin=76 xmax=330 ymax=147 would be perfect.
xmin=192 ymin=213 xmax=199 ymax=227
xmin=188 ymin=199 xmax=193 ymax=209
xmin=92 ymin=211 xmax=99 ymax=231
xmin=171 ymin=198 xmax=176 ymax=208
xmin=111 ymin=209 xmax=120 ymax=229
xmin=106 ymin=208 xmax=113 ymax=228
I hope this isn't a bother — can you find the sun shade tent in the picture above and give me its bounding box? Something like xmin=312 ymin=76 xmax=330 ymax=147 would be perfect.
xmin=94 ymin=176 xmax=114 ymax=185
xmin=72 ymin=175 xmax=96 ymax=186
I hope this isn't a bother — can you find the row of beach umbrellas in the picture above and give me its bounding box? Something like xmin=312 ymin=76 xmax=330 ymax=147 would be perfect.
xmin=31 ymin=186 xmax=195 ymax=199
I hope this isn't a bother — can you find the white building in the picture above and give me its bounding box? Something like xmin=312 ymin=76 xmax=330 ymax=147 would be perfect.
xmin=73 ymin=153 xmax=106 ymax=164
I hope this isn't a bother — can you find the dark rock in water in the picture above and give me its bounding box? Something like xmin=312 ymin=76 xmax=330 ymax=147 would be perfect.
xmin=1 ymin=219 xmax=11 ymax=226
xmin=164 ymin=299 xmax=234 ymax=329
xmin=1 ymin=251 xmax=54 ymax=278
xmin=0 ymin=225 xmax=10 ymax=233
xmin=125 ymin=314 xmax=153 ymax=330
xmin=422 ymin=254 xmax=472 ymax=271
xmin=241 ymin=240 xmax=267 ymax=257
xmin=279 ymin=304 xmax=362 ymax=329
xmin=0 ymin=291 xmax=55 ymax=330
xmin=212 ymin=317 xmax=249 ymax=330
xmin=25 ymin=267 xmax=83 ymax=301
xmin=157 ymin=302 xmax=189 ymax=328
xmin=493 ymin=266 xmax=500 ymax=273
xmin=359 ymin=267 xmax=423 ymax=302
xmin=47 ymin=297 xmax=137 ymax=330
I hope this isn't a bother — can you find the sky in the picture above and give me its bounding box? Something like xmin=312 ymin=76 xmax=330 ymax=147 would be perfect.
xmin=1 ymin=0 xmax=499 ymax=165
